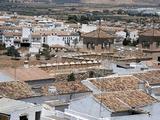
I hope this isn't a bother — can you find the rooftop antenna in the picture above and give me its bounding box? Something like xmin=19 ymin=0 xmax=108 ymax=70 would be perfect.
xmin=94 ymin=18 xmax=101 ymax=54
xmin=97 ymin=18 xmax=104 ymax=119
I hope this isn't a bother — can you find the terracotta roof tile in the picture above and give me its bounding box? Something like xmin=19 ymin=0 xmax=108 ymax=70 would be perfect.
xmin=95 ymin=90 xmax=157 ymax=112
xmin=90 ymin=76 xmax=140 ymax=92
xmin=133 ymin=70 xmax=160 ymax=85
xmin=0 ymin=81 xmax=35 ymax=99
xmin=82 ymin=29 xmax=115 ymax=39
xmin=41 ymin=81 xmax=90 ymax=95
xmin=140 ymin=29 xmax=160 ymax=37
xmin=4 ymin=32 xmax=22 ymax=37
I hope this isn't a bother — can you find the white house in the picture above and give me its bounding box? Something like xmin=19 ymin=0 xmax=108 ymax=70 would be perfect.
xmin=129 ymin=30 xmax=139 ymax=42
xmin=68 ymin=90 xmax=158 ymax=119
xmin=115 ymin=30 xmax=139 ymax=44
xmin=29 ymin=33 xmax=42 ymax=54
xmin=22 ymin=27 xmax=31 ymax=41
xmin=81 ymin=24 xmax=97 ymax=33
xmin=3 ymin=32 xmax=21 ymax=48
xmin=46 ymin=31 xmax=77 ymax=47
xmin=0 ymin=97 xmax=42 ymax=120
xmin=68 ymin=95 xmax=111 ymax=119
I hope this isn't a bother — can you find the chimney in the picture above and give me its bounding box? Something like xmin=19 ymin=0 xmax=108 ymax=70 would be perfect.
xmin=24 ymin=60 xmax=29 ymax=68
xmin=138 ymin=80 xmax=151 ymax=93
xmin=48 ymin=86 xmax=57 ymax=94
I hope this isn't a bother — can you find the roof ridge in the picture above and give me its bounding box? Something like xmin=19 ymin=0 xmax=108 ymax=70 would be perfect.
xmin=115 ymin=97 xmax=131 ymax=109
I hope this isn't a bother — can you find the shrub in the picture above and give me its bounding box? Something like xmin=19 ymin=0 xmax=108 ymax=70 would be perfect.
xmin=35 ymin=54 xmax=41 ymax=60
xmin=67 ymin=73 xmax=76 ymax=82
xmin=6 ymin=46 xmax=20 ymax=58
xmin=123 ymin=38 xmax=131 ymax=46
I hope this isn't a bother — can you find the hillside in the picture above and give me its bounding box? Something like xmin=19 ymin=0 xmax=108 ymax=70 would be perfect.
xmin=5 ymin=0 xmax=160 ymax=5
xmin=81 ymin=0 xmax=159 ymax=4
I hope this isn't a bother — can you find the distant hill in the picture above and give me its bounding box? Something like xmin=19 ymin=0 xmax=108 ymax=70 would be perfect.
xmin=81 ymin=0 xmax=159 ymax=4
xmin=6 ymin=0 xmax=160 ymax=5
xmin=52 ymin=0 xmax=159 ymax=5
xmin=53 ymin=0 xmax=81 ymax=4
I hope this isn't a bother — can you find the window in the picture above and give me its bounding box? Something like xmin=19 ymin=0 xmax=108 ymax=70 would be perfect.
xmin=43 ymin=37 xmax=46 ymax=43
xmin=156 ymin=41 xmax=160 ymax=48
xmin=20 ymin=115 xmax=28 ymax=120
xmin=35 ymin=111 xmax=41 ymax=120
xmin=158 ymin=57 xmax=160 ymax=62
xmin=142 ymin=41 xmax=150 ymax=49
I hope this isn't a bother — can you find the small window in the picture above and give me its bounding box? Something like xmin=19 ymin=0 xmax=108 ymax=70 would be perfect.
xmin=156 ymin=42 xmax=160 ymax=48
xmin=43 ymin=37 xmax=46 ymax=43
xmin=142 ymin=41 xmax=150 ymax=49
xmin=35 ymin=111 xmax=41 ymax=120
xmin=20 ymin=115 xmax=28 ymax=120
xmin=158 ymin=57 xmax=160 ymax=62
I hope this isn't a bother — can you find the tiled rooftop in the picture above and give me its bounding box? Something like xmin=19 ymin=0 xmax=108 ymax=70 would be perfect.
xmin=95 ymin=90 xmax=157 ymax=112
xmin=0 ymin=81 xmax=35 ymax=99
xmin=82 ymin=29 xmax=115 ymax=39
xmin=41 ymin=81 xmax=90 ymax=95
xmin=90 ymin=76 xmax=140 ymax=92
xmin=140 ymin=29 xmax=160 ymax=37
xmin=0 ymin=26 xmax=22 ymax=30
xmin=133 ymin=70 xmax=160 ymax=85
xmin=115 ymin=49 xmax=145 ymax=59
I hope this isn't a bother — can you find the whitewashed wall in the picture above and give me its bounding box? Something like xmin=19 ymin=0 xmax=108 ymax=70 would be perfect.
xmin=69 ymin=95 xmax=111 ymax=118
xmin=10 ymin=105 xmax=41 ymax=120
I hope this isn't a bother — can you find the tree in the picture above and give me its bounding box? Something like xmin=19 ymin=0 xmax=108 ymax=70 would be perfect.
xmin=132 ymin=40 xmax=139 ymax=46
xmin=0 ymin=43 xmax=5 ymax=50
xmin=44 ymin=51 xmax=51 ymax=60
xmin=80 ymin=15 xmax=89 ymax=24
xmin=35 ymin=54 xmax=40 ymax=60
xmin=89 ymin=71 xmax=95 ymax=78
xmin=72 ymin=38 xmax=79 ymax=48
xmin=6 ymin=46 xmax=20 ymax=59
xmin=68 ymin=15 xmax=78 ymax=23
xmin=42 ymin=44 xmax=49 ymax=49
xmin=67 ymin=73 xmax=76 ymax=82
xmin=123 ymin=38 xmax=131 ymax=46
xmin=25 ymin=53 xmax=31 ymax=60
xmin=41 ymin=44 xmax=51 ymax=60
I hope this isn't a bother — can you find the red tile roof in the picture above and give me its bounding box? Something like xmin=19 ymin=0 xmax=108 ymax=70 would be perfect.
xmin=95 ymin=90 xmax=157 ymax=112
xmin=133 ymin=70 xmax=160 ymax=85
xmin=0 ymin=81 xmax=35 ymax=99
xmin=82 ymin=29 xmax=115 ymax=39
xmin=90 ymin=76 xmax=140 ymax=92
xmin=140 ymin=29 xmax=160 ymax=37
xmin=41 ymin=81 xmax=90 ymax=95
